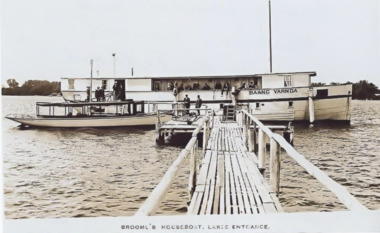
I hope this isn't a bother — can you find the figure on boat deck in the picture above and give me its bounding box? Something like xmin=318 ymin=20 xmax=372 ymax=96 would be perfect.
xmin=195 ymin=95 xmax=203 ymax=115
xmin=100 ymin=86 xmax=105 ymax=101
xmin=86 ymin=86 xmax=91 ymax=102
xmin=95 ymin=86 xmax=101 ymax=101
xmin=221 ymin=81 xmax=230 ymax=96
xmin=184 ymin=94 xmax=191 ymax=114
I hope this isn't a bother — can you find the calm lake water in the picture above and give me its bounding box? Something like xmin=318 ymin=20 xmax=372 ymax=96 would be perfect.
xmin=2 ymin=96 xmax=380 ymax=218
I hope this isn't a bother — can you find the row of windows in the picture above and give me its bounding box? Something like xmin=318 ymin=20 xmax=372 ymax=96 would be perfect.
xmin=67 ymin=75 xmax=293 ymax=90
xmin=254 ymin=102 xmax=293 ymax=109
xmin=68 ymin=79 xmax=108 ymax=90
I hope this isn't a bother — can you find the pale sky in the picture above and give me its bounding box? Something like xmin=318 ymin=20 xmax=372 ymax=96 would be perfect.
xmin=1 ymin=0 xmax=380 ymax=86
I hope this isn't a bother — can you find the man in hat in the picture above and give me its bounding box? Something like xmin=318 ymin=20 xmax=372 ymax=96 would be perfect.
xmin=95 ymin=86 xmax=101 ymax=101
xmin=195 ymin=95 xmax=203 ymax=115
xmin=184 ymin=94 xmax=191 ymax=114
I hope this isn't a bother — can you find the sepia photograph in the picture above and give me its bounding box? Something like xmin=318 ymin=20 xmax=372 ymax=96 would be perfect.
xmin=1 ymin=0 xmax=380 ymax=232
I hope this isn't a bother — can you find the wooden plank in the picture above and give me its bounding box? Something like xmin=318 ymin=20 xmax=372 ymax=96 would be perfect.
xmin=205 ymin=151 xmax=218 ymax=215
xmin=220 ymin=127 xmax=224 ymax=152
xmin=237 ymin=154 xmax=260 ymax=210
xmin=245 ymin=159 xmax=275 ymax=204
xmin=207 ymin=128 xmax=214 ymax=150
xmin=214 ymin=127 xmax=220 ymax=151
xmin=197 ymin=150 xmax=212 ymax=185
xmin=205 ymin=151 xmax=217 ymax=214
xmin=199 ymin=179 xmax=212 ymax=215
xmin=213 ymin=152 xmax=225 ymax=214
xmin=225 ymin=172 xmax=232 ymax=215
xmin=235 ymin=151 xmax=255 ymax=214
xmin=210 ymin=129 xmax=216 ymax=151
xmin=224 ymin=127 xmax=229 ymax=152
xmin=263 ymin=203 xmax=278 ymax=213
xmin=225 ymin=153 xmax=238 ymax=214
xmin=230 ymin=152 xmax=246 ymax=214
xmin=188 ymin=191 xmax=201 ymax=215
xmin=227 ymin=127 xmax=235 ymax=152
xmin=242 ymin=172 xmax=259 ymax=214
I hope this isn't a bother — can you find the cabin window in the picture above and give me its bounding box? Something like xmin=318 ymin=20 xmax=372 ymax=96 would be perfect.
xmin=288 ymin=101 xmax=293 ymax=108
xmin=153 ymin=81 xmax=161 ymax=91
xmin=73 ymin=94 xmax=81 ymax=101
xmin=316 ymin=89 xmax=328 ymax=98
xmin=284 ymin=75 xmax=292 ymax=87
xmin=102 ymin=80 xmax=107 ymax=89
xmin=256 ymin=102 xmax=260 ymax=109
xmin=68 ymin=79 xmax=75 ymax=89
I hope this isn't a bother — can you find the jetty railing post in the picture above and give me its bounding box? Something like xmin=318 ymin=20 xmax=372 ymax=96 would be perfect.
xmin=308 ymin=89 xmax=315 ymax=123
xmin=244 ymin=115 xmax=249 ymax=148
xmin=202 ymin=120 xmax=207 ymax=154
xmin=253 ymin=123 xmax=257 ymax=153
xmin=270 ymin=137 xmax=281 ymax=195
xmin=189 ymin=138 xmax=197 ymax=198
xmin=258 ymin=128 xmax=266 ymax=173
xmin=248 ymin=123 xmax=255 ymax=152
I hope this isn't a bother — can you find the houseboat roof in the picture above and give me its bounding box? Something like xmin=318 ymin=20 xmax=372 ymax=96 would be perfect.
xmin=61 ymin=71 xmax=317 ymax=80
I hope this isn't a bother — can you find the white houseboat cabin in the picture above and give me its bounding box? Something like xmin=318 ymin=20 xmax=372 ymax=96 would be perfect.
xmin=61 ymin=71 xmax=352 ymax=123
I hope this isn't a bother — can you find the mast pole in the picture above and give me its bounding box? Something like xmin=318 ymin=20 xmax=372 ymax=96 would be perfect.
xmin=269 ymin=0 xmax=273 ymax=73
xmin=90 ymin=59 xmax=93 ymax=103
xmin=112 ymin=53 xmax=116 ymax=79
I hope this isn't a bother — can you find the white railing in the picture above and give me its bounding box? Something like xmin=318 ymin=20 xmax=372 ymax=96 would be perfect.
xmin=135 ymin=116 xmax=210 ymax=216
xmin=239 ymin=109 xmax=368 ymax=212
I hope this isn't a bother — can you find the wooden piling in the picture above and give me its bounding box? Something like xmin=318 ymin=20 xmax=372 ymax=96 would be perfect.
xmin=203 ymin=121 xmax=207 ymax=154
xmin=258 ymin=128 xmax=265 ymax=171
xmin=270 ymin=137 xmax=281 ymax=195
xmin=308 ymin=89 xmax=315 ymax=123
xmin=189 ymin=141 xmax=197 ymax=197
xmin=253 ymin=123 xmax=257 ymax=153
xmin=248 ymin=127 xmax=255 ymax=152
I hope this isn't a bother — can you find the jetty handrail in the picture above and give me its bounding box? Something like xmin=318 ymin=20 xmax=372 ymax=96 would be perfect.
xmin=240 ymin=109 xmax=368 ymax=212
xmin=135 ymin=117 xmax=208 ymax=216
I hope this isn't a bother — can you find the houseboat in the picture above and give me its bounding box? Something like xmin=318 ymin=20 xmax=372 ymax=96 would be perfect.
xmin=60 ymin=72 xmax=352 ymax=123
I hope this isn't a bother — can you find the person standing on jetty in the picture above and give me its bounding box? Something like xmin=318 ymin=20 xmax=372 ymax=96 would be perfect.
xmin=184 ymin=94 xmax=191 ymax=115
xmin=195 ymin=95 xmax=203 ymax=115
xmin=95 ymin=86 xmax=101 ymax=101
xmin=113 ymin=82 xmax=118 ymax=100
xmin=100 ymin=86 xmax=105 ymax=101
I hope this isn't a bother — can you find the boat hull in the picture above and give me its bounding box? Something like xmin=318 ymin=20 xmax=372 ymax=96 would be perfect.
xmin=6 ymin=114 xmax=171 ymax=128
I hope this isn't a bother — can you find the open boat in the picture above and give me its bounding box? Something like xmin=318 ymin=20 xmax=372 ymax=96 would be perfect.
xmin=6 ymin=100 xmax=172 ymax=128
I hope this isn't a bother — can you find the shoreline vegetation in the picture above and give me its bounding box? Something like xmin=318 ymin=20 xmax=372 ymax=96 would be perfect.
xmin=1 ymin=79 xmax=379 ymax=100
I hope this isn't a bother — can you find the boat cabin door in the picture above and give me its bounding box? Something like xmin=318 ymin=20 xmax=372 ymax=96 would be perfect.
xmin=115 ymin=80 xmax=126 ymax=101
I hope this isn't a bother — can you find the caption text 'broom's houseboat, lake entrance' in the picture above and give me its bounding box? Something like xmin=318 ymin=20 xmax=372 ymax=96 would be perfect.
xmin=61 ymin=71 xmax=352 ymax=123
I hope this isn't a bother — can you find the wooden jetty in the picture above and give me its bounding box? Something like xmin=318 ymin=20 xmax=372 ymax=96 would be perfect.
xmin=136 ymin=108 xmax=369 ymax=216
xmin=187 ymin=117 xmax=282 ymax=214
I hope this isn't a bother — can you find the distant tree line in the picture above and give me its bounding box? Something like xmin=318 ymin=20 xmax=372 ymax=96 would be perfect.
xmin=312 ymin=80 xmax=379 ymax=100
xmin=2 ymin=79 xmax=61 ymax=96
